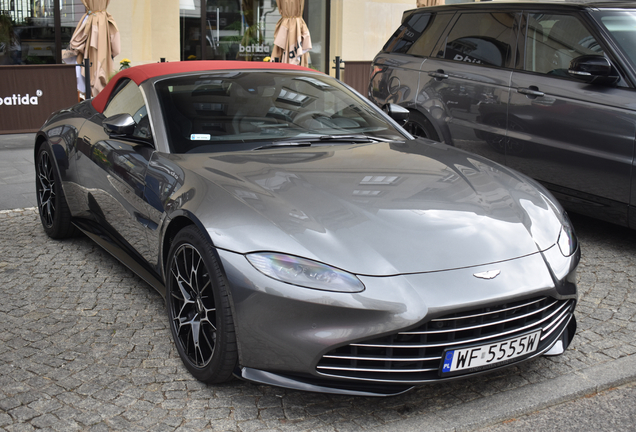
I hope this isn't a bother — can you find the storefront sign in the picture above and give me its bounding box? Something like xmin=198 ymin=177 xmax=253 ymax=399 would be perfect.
xmin=239 ymin=43 xmax=270 ymax=54
xmin=237 ymin=43 xmax=271 ymax=61
xmin=0 ymin=65 xmax=78 ymax=134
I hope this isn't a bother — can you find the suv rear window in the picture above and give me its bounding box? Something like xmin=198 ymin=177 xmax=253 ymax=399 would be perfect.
xmin=439 ymin=12 xmax=517 ymax=68
xmin=382 ymin=12 xmax=452 ymax=57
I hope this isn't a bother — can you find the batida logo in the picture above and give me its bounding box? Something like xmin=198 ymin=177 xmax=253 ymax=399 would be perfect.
xmin=239 ymin=44 xmax=270 ymax=54
xmin=0 ymin=90 xmax=43 ymax=106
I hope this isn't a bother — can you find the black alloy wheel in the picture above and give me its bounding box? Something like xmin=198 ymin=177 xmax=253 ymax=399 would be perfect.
xmin=403 ymin=110 xmax=439 ymax=141
xmin=166 ymin=226 xmax=237 ymax=383
xmin=36 ymin=145 xmax=76 ymax=239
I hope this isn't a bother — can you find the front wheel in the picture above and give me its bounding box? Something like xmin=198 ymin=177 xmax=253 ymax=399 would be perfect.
xmin=403 ymin=111 xmax=440 ymax=141
xmin=166 ymin=226 xmax=237 ymax=383
xmin=36 ymin=145 xmax=77 ymax=239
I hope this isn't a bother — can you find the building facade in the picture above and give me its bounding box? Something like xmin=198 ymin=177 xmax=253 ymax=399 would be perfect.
xmin=1 ymin=0 xmax=431 ymax=75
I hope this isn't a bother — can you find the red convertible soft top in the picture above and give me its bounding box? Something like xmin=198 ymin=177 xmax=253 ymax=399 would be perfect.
xmin=91 ymin=60 xmax=313 ymax=113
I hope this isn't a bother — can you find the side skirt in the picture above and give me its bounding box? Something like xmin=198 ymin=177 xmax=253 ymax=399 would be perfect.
xmin=72 ymin=219 xmax=166 ymax=298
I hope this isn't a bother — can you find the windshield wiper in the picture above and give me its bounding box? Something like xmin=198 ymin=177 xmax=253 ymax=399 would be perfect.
xmin=252 ymin=142 xmax=313 ymax=151
xmin=252 ymin=134 xmax=398 ymax=150
xmin=316 ymin=134 xmax=381 ymax=143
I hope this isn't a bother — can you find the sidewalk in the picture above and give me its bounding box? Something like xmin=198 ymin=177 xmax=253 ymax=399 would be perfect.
xmin=0 ymin=133 xmax=37 ymax=211
xmin=1 ymin=132 xmax=636 ymax=431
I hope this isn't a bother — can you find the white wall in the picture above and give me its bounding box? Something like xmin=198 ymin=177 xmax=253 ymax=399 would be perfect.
xmin=108 ymin=0 xmax=181 ymax=67
xmin=330 ymin=0 xmax=416 ymax=66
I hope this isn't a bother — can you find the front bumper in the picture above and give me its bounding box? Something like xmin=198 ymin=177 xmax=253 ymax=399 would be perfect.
xmin=217 ymin=246 xmax=578 ymax=395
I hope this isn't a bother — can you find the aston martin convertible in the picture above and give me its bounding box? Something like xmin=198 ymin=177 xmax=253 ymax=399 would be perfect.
xmin=34 ymin=61 xmax=579 ymax=396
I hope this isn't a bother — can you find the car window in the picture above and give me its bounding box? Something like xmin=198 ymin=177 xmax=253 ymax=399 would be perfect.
xmin=382 ymin=12 xmax=452 ymax=57
xmin=383 ymin=12 xmax=432 ymax=54
xmin=407 ymin=13 xmax=453 ymax=57
xmin=524 ymin=13 xmax=605 ymax=77
xmin=593 ymin=10 xmax=636 ymax=71
xmin=439 ymin=12 xmax=517 ymax=68
xmin=103 ymin=79 xmax=152 ymax=140
xmin=155 ymin=71 xmax=406 ymax=154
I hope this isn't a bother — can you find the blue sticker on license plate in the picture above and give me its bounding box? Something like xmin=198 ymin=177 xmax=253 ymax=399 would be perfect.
xmin=440 ymin=330 xmax=542 ymax=377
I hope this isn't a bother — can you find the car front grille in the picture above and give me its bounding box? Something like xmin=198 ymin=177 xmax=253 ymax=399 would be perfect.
xmin=316 ymin=296 xmax=575 ymax=383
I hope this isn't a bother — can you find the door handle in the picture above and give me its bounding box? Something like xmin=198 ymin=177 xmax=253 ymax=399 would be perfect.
xmin=517 ymin=87 xmax=545 ymax=98
xmin=428 ymin=70 xmax=449 ymax=80
xmin=82 ymin=136 xmax=92 ymax=144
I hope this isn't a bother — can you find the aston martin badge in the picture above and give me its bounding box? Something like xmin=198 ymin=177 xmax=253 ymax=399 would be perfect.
xmin=473 ymin=270 xmax=501 ymax=280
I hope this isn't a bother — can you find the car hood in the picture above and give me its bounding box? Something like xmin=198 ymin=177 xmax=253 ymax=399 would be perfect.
xmin=171 ymin=140 xmax=564 ymax=276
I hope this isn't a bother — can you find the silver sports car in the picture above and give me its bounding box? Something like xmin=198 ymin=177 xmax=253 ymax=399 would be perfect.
xmin=35 ymin=61 xmax=579 ymax=396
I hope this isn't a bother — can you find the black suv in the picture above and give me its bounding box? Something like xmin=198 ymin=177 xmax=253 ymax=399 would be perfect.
xmin=370 ymin=1 xmax=636 ymax=227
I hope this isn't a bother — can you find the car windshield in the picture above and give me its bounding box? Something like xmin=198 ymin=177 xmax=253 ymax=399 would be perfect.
xmin=155 ymin=71 xmax=406 ymax=154
xmin=592 ymin=10 xmax=636 ymax=68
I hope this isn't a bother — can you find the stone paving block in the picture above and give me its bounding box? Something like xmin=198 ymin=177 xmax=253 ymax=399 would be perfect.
xmin=1 ymin=208 xmax=636 ymax=431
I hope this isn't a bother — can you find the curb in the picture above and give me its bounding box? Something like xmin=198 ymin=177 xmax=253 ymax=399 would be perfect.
xmin=373 ymin=354 xmax=636 ymax=431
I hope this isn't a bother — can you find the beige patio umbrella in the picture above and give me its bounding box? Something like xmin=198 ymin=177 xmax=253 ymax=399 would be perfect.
xmin=63 ymin=0 xmax=120 ymax=97
xmin=417 ymin=0 xmax=444 ymax=6
xmin=271 ymin=0 xmax=312 ymax=67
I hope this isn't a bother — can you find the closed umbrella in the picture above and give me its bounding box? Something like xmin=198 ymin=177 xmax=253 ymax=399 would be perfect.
xmin=271 ymin=0 xmax=312 ymax=67
xmin=417 ymin=0 xmax=444 ymax=6
xmin=63 ymin=0 xmax=120 ymax=97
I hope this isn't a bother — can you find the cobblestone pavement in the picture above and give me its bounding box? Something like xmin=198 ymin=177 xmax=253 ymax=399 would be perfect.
xmin=1 ymin=209 xmax=635 ymax=431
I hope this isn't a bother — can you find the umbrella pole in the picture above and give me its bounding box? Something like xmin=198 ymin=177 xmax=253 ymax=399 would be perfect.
xmin=83 ymin=57 xmax=91 ymax=100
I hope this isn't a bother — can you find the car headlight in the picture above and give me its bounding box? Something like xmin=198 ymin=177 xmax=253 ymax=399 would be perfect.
xmin=246 ymin=253 xmax=365 ymax=293
xmin=557 ymin=214 xmax=577 ymax=257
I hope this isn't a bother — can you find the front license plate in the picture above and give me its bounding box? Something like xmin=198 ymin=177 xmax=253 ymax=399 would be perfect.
xmin=439 ymin=330 xmax=542 ymax=377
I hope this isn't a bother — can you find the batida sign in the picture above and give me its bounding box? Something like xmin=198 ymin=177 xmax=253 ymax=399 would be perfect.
xmin=237 ymin=43 xmax=271 ymax=61
xmin=0 ymin=90 xmax=43 ymax=106
xmin=0 ymin=65 xmax=77 ymax=134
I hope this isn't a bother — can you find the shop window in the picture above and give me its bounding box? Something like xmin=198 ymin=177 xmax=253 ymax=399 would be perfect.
xmin=0 ymin=0 xmax=86 ymax=65
xmin=180 ymin=0 xmax=328 ymax=71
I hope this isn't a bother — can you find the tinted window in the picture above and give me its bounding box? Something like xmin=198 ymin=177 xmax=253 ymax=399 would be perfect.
xmin=525 ymin=13 xmax=604 ymax=76
xmin=383 ymin=12 xmax=451 ymax=56
xmin=407 ymin=13 xmax=453 ymax=57
xmin=103 ymin=79 xmax=152 ymax=140
xmin=593 ymin=10 xmax=636 ymax=70
xmin=440 ymin=12 xmax=516 ymax=68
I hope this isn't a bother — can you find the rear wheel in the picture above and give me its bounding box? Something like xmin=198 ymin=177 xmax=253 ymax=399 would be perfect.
xmin=404 ymin=111 xmax=439 ymax=141
xmin=36 ymin=145 xmax=77 ymax=239
xmin=166 ymin=226 xmax=237 ymax=383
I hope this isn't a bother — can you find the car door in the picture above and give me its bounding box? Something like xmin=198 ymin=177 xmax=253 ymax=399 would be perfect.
xmin=507 ymin=12 xmax=636 ymax=225
xmin=418 ymin=10 xmax=521 ymax=165
xmin=75 ymin=78 xmax=157 ymax=264
xmin=370 ymin=10 xmax=453 ymax=141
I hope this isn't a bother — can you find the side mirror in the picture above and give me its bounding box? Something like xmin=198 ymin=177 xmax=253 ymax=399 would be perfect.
xmin=383 ymin=104 xmax=409 ymax=125
xmin=568 ymin=55 xmax=619 ymax=86
xmin=103 ymin=113 xmax=136 ymax=136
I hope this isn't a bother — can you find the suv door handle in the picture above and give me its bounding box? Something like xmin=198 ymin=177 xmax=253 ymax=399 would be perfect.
xmin=428 ymin=70 xmax=449 ymax=80
xmin=517 ymin=87 xmax=545 ymax=98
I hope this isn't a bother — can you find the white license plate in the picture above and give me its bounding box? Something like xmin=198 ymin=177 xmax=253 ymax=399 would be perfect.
xmin=440 ymin=330 xmax=542 ymax=377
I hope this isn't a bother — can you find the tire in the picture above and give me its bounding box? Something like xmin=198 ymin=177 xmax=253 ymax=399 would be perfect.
xmin=404 ymin=111 xmax=440 ymax=141
xmin=36 ymin=145 xmax=77 ymax=239
xmin=166 ymin=226 xmax=237 ymax=383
